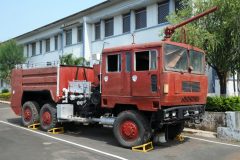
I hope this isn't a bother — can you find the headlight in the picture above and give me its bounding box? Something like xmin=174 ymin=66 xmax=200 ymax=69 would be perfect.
xmin=172 ymin=111 xmax=177 ymax=117
xmin=165 ymin=112 xmax=170 ymax=118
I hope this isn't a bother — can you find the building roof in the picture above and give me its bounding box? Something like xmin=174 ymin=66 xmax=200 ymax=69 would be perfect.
xmin=14 ymin=0 xmax=118 ymax=41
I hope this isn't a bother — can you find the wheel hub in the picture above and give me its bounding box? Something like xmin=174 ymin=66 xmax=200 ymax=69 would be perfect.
xmin=120 ymin=120 xmax=139 ymax=141
xmin=24 ymin=107 xmax=32 ymax=122
xmin=42 ymin=111 xmax=51 ymax=126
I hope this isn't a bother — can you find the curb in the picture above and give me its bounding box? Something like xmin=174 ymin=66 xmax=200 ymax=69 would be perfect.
xmin=0 ymin=100 xmax=11 ymax=104
xmin=183 ymin=128 xmax=217 ymax=138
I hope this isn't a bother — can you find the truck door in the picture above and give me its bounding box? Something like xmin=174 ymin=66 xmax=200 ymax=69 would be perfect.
xmin=102 ymin=53 xmax=123 ymax=96
xmin=131 ymin=50 xmax=159 ymax=97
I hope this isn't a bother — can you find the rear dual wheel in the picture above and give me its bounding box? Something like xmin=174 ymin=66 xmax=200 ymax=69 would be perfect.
xmin=40 ymin=103 xmax=58 ymax=131
xmin=21 ymin=101 xmax=57 ymax=131
xmin=22 ymin=101 xmax=40 ymax=127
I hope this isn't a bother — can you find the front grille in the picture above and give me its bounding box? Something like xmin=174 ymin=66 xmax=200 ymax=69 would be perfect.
xmin=182 ymin=81 xmax=200 ymax=92
xmin=181 ymin=96 xmax=200 ymax=102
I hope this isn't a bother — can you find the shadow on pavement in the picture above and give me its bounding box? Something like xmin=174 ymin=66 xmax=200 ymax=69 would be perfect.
xmin=6 ymin=117 xmax=189 ymax=149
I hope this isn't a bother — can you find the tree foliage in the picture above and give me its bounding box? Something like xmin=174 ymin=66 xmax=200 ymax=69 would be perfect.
xmin=166 ymin=0 xmax=240 ymax=95
xmin=0 ymin=40 xmax=25 ymax=82
xmin=60 ymin=53 xmax=89 ymax=66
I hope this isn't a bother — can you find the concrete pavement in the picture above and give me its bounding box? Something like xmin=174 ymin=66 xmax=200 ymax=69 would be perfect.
xmin=0 ymin=103 xmax=240 ymax=160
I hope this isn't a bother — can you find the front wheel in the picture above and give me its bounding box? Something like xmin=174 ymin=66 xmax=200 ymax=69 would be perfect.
xmin=40 ymin=103 xmax=57 ymax=131
xmin=113 ymin=110 xmax=151 ymax=148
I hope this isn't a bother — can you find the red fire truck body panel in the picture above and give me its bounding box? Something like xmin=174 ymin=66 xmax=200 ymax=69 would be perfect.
xmin=11 ymin=66 xmax=94 ymax=116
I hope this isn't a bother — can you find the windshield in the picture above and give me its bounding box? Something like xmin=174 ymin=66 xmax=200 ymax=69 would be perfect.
xmin=164 ymin=44 xmax=188 ymax=72
xmin=164 ymin=44 xmax=204 ymax=74
xmin=190 ymin=50 xmax=204 ymax=73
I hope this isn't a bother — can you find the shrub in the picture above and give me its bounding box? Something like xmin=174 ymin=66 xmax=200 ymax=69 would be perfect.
xmin=1 ymin=88 xmax=9 ymax=93
xmin=0 ymin=92 xmax=11 ymax=101
xmin=206 ymin=96 xmax=240 ymax=112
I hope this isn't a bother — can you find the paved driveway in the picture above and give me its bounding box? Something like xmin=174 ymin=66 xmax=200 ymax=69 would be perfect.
xmin=0 ymin=103 xmax=239 ymax=160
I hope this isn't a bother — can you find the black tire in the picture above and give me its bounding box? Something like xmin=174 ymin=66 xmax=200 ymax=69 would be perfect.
xmin=113 ymin=110 xmax=151 ymax=148
xmin=21 ymin=101 xmax=40 ymax=127
xmin=166 ymin=122 xmax=185 ymax=140
xmin=40 ymin=103 xmax=57 ymax=131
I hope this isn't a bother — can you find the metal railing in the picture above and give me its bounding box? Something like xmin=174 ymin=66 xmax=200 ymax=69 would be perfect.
xmin=15 ymin=61 xmax=60 ymax=69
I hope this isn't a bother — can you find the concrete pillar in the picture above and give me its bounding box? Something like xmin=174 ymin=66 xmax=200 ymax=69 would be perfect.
xmin=36 ymin=41 xmax=40 ymax=55
xmin=100 ymin=19 xmax=105 ymax=40
xmin=83 ymin=17 xmax=92 ymax=64
xmin=50 ymin=37 xmax=54 ymax=52
xmin=23 ymin=45 xmax=28 ymax=57
xmin=114 ymin=15 xmax=122 ymax=35
xmin=72 ymin=27 xmax=78 ymax=44
xmin=169 ymin=0 xmax=175 ymax=13
xmin=147 ymin=4 xmax=158 ymax=27
xmin=217 ymin=112 xmax=240 ymax=141
xmin=29 ymin=44 xmax=32 ymax=57
xmin=130 ymin=10 xmax=135 ymax=33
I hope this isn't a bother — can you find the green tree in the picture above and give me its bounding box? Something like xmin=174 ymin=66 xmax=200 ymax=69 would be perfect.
xmin=60 ymin=53 xmax=89 ymax=66
xmin=166 ymin=0 xmax=240 ymax=96
xmin=0 ymin=40 xmax=25 ymax=82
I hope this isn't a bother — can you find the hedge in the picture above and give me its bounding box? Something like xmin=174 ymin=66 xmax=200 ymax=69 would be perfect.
xmin=206 ymin=96 xmax=240 ymax=112
xmin=1 ymin=88 xmax=9 ymax=93
xmin=0 ymin=92 xmax=11 ymax=101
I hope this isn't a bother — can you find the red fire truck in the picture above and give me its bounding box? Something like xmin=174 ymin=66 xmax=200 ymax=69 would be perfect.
xmin=10 ymin=7 xmax=216 ymax=148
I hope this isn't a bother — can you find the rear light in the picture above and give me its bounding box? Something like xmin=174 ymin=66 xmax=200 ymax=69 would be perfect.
xmin=164 ymin=84 xmax=169 ymax=94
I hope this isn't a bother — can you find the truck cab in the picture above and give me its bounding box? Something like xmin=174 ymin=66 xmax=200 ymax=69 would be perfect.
xmin=101 ymin=41 xmax=207 ymax=122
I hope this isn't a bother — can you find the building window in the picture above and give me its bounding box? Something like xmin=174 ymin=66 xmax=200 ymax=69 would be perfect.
xmin=105 ymin=18 xmax=114 ymax=37
xmin=107 ymin=54 xmax=121 ymax=72
xmin=77 ymin=26 xmax=83 ymax=42
xmin=135 ymin=50 xmax=157 ymax=71
xmin=123 ymin=13 xmax=131 ymax=33
xmin=32 ymin=43 xmax=36 ymax=56
xmin=27 ymin=44 xmax=29 ymax=57
xmin=40 ymin=41 xmax=42 ymax=54
xmin=46 ymin=38 xmax=50 ymax=52
xmin=66 ymin=29 xmax=72 ymax=46
xmin=158 ymin=1 xmax=169 ymax=24
xmin=135 ymin=8 xmax=147 ymax=30
xmin=54 ymin=35 xmax=58 ymax=50
xmin=175 ymin=0 xmax=184 ymax=12
xmin=95 ymin=22 xmax=101 ymax=40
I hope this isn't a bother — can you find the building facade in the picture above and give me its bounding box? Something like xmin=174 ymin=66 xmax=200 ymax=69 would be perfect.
xmin=4 ymin=0 xmax=237 ymax=95
xmin=15 ymin=0 xmax=180 ymax=66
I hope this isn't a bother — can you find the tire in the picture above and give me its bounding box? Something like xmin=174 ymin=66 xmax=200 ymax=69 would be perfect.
xmin=166 ymin=122 xmax=185 ymax=140
xmin=40 ymin=103 xmax=57 ymax=131
xmin=113 ymin=110 xmax=151 ymax=148
xmin=21 ymin=101 xmax=40 ymax=127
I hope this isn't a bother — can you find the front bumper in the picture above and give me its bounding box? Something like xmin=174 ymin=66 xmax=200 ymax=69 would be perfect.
xmin=156 ymin=105 xmax=205 ymax=124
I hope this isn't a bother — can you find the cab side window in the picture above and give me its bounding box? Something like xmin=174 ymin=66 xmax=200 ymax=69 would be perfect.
xmin=126 ymin=52 xmax=131 ymax=72
xmin=135 ymin=50 xmax=157 ymax=71
xmin=107 ymin=54 xmax=121 ymax=72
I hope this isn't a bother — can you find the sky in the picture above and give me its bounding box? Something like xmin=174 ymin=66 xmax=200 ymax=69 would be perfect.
xmin=0 ymin=0 xmax=106 ymax=42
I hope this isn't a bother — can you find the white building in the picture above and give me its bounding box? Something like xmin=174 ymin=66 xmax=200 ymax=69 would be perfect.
xmin=14 ymin=0 xmax=180 ymax=65
xmin=3 ymin=0 xmax=238 ymax=95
